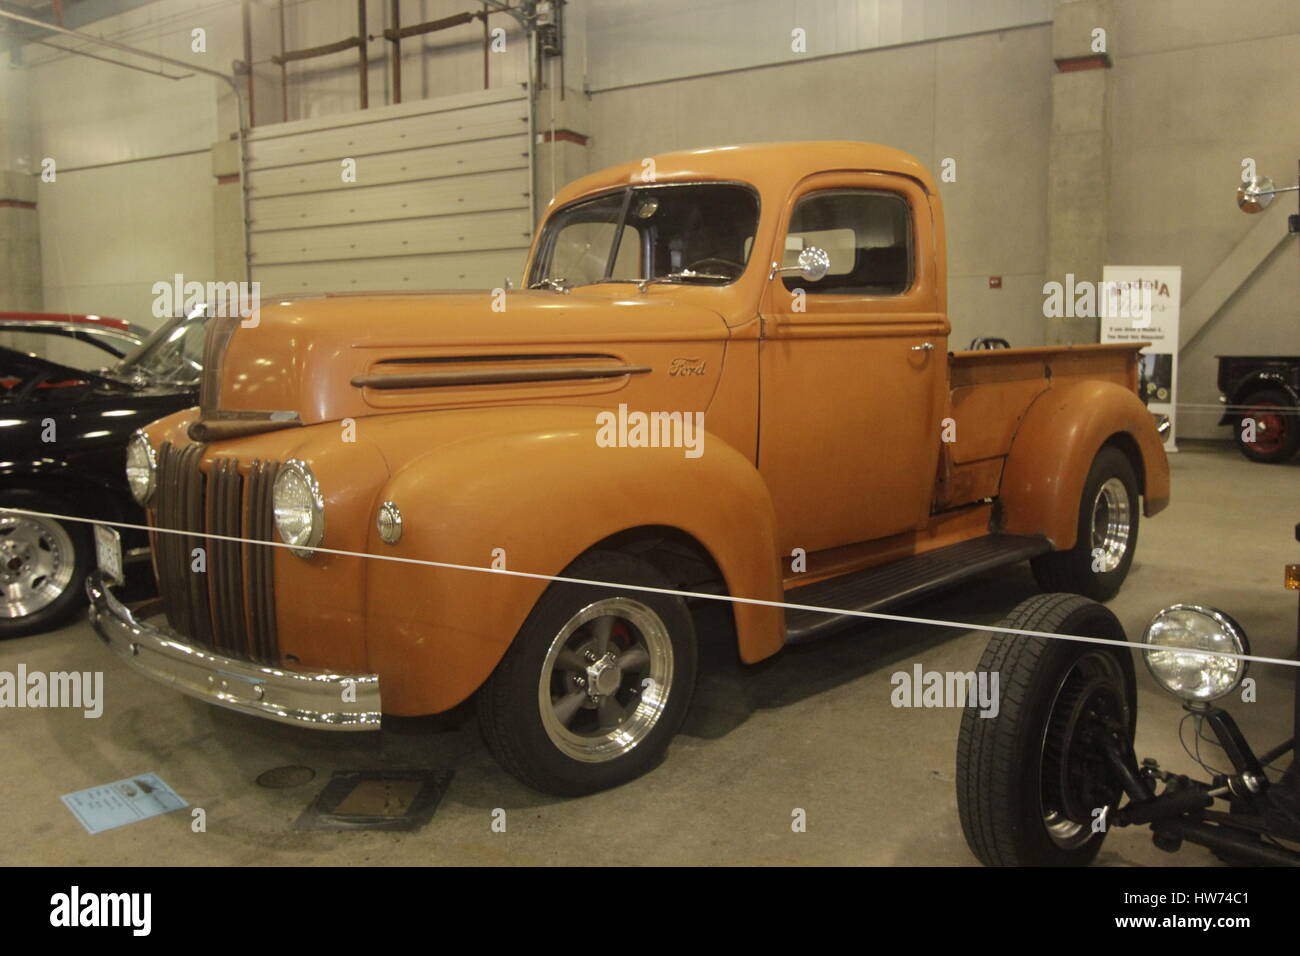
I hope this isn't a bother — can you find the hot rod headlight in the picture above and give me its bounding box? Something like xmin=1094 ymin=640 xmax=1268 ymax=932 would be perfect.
xmin=125 ymin=430 xmax=157 ymax=505
xmin=1141 ymin=604 xmax=1249 ymax=703
xmin=273 ymin=459 xmax=324 ymax=558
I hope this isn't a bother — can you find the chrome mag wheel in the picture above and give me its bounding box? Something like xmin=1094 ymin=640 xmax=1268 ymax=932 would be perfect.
xmin=538 ymin=596 xmax=674 ymax=763
xmin=1090 ymin=477 xmax=1132 ymax=573
xmin=0 ymin=512 xmax=76 ymax=619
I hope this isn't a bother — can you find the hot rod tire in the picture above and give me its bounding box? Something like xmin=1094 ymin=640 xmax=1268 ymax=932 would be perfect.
xmin=478 ymin=550 xmax=698 ymax=796
xmin=1233 ymin=389 xmax=1300 ymax=464
xmin=956 ymin=593 xmax=1137 ymax=866
xmin=1030 ymin=445 xmax=1139 ymax=601
xmin=0 ymin=491 xmax=93 ymax=639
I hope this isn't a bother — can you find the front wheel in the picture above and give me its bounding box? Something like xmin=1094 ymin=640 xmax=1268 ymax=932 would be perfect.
xmin=478 ymin=550 xmax=698 ymax=796
xmin=1031 ymin=445 xmax=1139 ymax=601
xmin=0 ymin=492 xmax=93 ymax=638
xmin=956 ymin=593 xmax=1137 ymax=866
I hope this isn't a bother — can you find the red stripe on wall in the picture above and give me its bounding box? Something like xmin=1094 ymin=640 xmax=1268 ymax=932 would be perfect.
xmin=539 ymin=129 xmax=589 ymax=146
xmin=1055 ymin=53 xmax=1112 ymax=72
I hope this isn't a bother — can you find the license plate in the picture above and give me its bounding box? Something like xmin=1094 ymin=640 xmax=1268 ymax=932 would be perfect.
xmin=94 ymin=524 xmax=124 ymax=587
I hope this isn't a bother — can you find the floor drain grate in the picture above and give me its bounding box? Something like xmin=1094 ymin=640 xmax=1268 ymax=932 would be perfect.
xmin=256 ymin=765 xmax=316 ymax=789
xmin=294 ymin=769 xmax=453 ymax=831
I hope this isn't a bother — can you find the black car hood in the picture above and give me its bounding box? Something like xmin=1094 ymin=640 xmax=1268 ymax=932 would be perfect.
xmin=0 ymin=344 xmax=129 ymax=393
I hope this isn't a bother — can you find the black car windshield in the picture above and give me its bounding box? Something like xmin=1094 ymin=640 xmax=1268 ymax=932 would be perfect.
xmin=530 ymin=183 xmax=760 ymax=289
xmin=115 ymin=311 xmax=207 ymax=387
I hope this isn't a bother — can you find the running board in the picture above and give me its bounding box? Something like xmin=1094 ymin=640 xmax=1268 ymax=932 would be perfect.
xmin=783 ymin=534 xmax=1051 ymax=644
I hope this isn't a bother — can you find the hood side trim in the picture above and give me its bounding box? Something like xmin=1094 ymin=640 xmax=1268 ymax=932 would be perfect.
xmin=351 ymin=364 xmax=652 ymax=391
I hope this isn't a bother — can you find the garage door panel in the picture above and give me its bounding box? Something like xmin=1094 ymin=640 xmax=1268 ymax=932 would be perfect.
xmin=250 ymin=209 xmax=532 ymax=264
xmin=246 ymin=135 xmax=528 ymax=199
xmin=257 ymin=250 xmax=528 ymax=294
xmin=246 ymin=98 xmax=527 ymax=170
xmin=245 ymin=87 xmax=532 ymax=296
xmin=249 ymin=169 xmax=529 ymax=231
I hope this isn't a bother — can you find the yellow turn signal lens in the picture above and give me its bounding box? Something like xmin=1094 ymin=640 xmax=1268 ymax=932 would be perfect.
xmin=1286 ymin=564 xmax=1300 ymax=591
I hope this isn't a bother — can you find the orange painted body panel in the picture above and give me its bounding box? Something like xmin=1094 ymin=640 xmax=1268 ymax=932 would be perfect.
xmin=138 ymin=142 xmax=1169 ymax=716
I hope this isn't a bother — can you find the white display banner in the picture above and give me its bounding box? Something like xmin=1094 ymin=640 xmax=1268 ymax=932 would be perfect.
xmin=1101 ymin=265 xmax=1182 ymax=452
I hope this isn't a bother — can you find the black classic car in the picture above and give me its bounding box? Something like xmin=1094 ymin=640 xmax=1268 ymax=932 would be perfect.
xmin=0 ymin=310 xmax=206 ymax=636
xmin=1218 ymin=354 xmax=1300 ymax=463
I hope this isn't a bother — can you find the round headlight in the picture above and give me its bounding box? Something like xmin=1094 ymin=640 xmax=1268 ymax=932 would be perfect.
xmin=125 ymin=431 xmax=157 ymax=505
xmin=1141 ymin=604 xmax=1249 ymax=702
xmin=273 ymin=459 xmax=324 ymax=558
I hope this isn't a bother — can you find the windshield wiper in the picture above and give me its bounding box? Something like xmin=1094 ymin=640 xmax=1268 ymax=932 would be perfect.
xmin=528 ymin=277 xmax=572 ymax=293
xmin=637 ymin=270 xmax=731 ymax=292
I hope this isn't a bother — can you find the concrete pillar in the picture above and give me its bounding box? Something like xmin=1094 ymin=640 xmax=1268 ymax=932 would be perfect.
xmin=533 ymin=85 xmax=591 ymax=223
xmin=1045 ymin=0 xmax=1114 ymax=344
xmin=0 ymin=59 xmax=42 ymax=314
xmin=211 ymin=136 xmax=246 ymax=284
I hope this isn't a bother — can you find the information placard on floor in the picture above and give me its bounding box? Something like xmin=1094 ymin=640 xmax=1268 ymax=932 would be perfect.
xmin=61 ymin=773 xmax=187 ymax=834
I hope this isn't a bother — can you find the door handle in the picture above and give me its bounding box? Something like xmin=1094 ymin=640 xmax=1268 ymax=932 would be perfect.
xmin=911 ymin=342 xmax=935 ymax=351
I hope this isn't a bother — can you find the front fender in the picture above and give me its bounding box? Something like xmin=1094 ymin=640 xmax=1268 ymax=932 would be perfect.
xmin=999 ymin=380 xmax=1170 ymax=549
xmin=363 ymin=407 xmax=784 ymax=715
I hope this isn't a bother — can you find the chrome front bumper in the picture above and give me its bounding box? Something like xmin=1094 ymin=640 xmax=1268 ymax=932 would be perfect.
xmin=86 ymin=572 xmax=381 ymax=730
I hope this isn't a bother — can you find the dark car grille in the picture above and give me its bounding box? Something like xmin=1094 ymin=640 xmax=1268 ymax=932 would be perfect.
xmin=150 ymin=442 xmax=280 ymax=664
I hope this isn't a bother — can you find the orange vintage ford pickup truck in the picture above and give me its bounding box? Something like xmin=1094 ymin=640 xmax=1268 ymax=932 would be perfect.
xmin=88 ymin=142 xmax=1169 ymax=795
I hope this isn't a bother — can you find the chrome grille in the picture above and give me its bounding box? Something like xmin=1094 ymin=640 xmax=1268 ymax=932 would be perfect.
xmin=150 ymin=442 xmax=279 ymax=663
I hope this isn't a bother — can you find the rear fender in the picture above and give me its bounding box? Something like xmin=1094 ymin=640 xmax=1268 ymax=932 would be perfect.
xmin=999 ymin=380 xmax=1170 ymax=549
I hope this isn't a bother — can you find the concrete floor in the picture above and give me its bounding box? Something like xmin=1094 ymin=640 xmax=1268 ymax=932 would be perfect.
xmin=2 ymin=440 xmax=1296 ymax=866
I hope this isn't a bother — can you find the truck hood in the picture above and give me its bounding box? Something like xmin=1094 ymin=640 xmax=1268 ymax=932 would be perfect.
xmin=202 ymin=290 xmax=731 ymax=432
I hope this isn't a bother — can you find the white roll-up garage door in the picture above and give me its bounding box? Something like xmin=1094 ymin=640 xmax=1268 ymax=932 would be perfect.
xmin=245 ymin=86 xmax=531 ymax=295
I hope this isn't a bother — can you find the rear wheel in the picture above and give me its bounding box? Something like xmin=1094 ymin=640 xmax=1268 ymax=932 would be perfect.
xmin=956 ymin=593 xmax=1137 ymax=866
xmin=478 ymin=550 xmax=698 ymax=795
xmin=1234 ymin=389 xmax=1300 ymax=464
xmin=0 ymin=491 xmax=93 ymax=638
xmin=1031 ymin=445 xmax=1139 ymax=601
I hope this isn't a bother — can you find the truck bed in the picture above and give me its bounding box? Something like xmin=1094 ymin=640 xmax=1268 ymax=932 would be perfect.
xmin=937 ymin=342 xmax=1143 ymax=511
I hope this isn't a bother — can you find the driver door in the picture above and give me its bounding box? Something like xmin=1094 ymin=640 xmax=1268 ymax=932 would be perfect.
xmin=757 ymin=172 xmax=949 ymax=554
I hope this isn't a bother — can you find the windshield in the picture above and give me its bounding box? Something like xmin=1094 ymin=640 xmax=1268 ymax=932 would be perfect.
xmin=530 ymin=183 xmax=760 ymax=289
xmin=115 ymin=311 xmax=208 ymax=387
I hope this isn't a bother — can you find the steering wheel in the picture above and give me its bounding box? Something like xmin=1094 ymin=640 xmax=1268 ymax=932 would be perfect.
xmin=967 ymin=336 xmax=1011 ymax=350
xmin=685 ymin=257 xmax=745 ymax=278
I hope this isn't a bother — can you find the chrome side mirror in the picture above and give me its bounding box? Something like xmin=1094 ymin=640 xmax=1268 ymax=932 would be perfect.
xmin=770 ymin=246 xmax=832 ymax=282
xmin=1237 ymin=176 xmax=1276 ymax=214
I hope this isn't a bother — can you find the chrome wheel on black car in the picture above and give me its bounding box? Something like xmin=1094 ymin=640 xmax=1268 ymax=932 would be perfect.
xmin=957 ymin=593 xmax=1137 ymax=866
xmin=0 ymin=493 xmax=93 ymax=638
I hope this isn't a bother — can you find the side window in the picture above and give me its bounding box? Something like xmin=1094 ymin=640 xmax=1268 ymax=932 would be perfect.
xmin=781 ymin=190 xmax=912 ymax=296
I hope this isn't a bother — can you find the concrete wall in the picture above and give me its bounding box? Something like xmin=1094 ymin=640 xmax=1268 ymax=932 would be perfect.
xmin=1108 ymin=0 xmax=1300 ymax=438
xmin=21 ymin=0 xmax=528 ymax=328
xmin=24 ymin=0 xmax=235 ymax=325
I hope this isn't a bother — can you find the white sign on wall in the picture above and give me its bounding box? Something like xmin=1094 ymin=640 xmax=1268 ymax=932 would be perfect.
xmin=1101 ymin=265 xmax=1182 ymax=452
